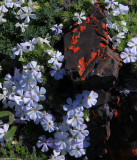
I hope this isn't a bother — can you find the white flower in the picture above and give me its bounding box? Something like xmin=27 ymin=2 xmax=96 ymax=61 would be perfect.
xmin=54 ymin=131 xmax=70 ymax=150
xmin=51 ymin=23 xmax=63 ymax=35
xmin=46 ymin=49 xmax=55 ymax=56
xmin=70 ymin=124 xmax=89 ymax=140
xmin=0 ymin=13 xmax=7 ymax=24
xmin=106 ymin=22 xmax=118 ymax=31
xmin=121 ymin=21 xmax=126 ymax=27
xmin=67 ymin=112 xmax=84 ymax=128
xmin=6 ymin=0 xmax=21 ymax=9
xmin=37 ymin=36 xmax=51 ymax=47
xmin=41 ymin=118 xmax=55 ymax=133
xmin=111 ymin=32 xmax=125 ymax=45
xmin=12 ymin=42 xmax=31 ymax=58
xmin=83 ymin=90 xmax=98 ymax=108
xmin=69 ymin=144 xmax=86 ymax=158
xmin=0 ymin=83 xmax=2 ymax=88
xmin=0 ymin=124 xmax=9 ymax=142
xmin=73 ymin=11 xmax=86 ymax=24
xmin=49 ymin=150 xmax=65 ymax=160
xmin=27 ymin=104 xmax=43 ymax=121
xmin=120 ymin=48 xmax=137 ymax=63
xmin=0 ymin=5 xmax=8 ymax=13
xmin=15 ymin=22 xmax=28 ymax=32
xmin=105 ymin=0 xmax=118 ymax=9
xmin=50 ymin=63 xmax=66 ymax=80
xmin=112 ymin=4 xmax=129 ymax=16
xmin=48 ymin=51 xmax=64 ymax=65
xmin=20 ymin=6 xmax=36 ymax=23
xmin=127 ymin=37 xmax=137 ymax=52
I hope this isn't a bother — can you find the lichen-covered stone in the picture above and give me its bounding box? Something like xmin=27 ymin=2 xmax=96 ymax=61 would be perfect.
xmin=64 ymin=3 xmax=122 ymax=89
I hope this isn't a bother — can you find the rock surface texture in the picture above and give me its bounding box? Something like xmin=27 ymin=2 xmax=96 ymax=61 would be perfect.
xmin=64 ymin=3 xmax=122 ymax=89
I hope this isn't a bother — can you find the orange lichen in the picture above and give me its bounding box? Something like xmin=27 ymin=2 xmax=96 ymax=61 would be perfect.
xmin=85 ymin=17 xmax=90 ymax=24
xmin=78 ymin=57 xmax=85 ymax=76
xmin=100 ymin=43 xmax=106 ymax=48
xmin=73 ymin=46 xmax=80 ymax=53
xmin=80 ymin=26 xmax=86 ymax=32
xmin=72 ymin=28 xmax=77 ymax=33
xmin=132 ymin=149 xmax=137 ymax=156
xmin=102 ymin=23 xmax=108 ymax=30
xmin=68 ymin=45 xmax=73 ymax=50
xmin=105 ymin=149 xmax=107 ymax=154
xmin=81 ymin=77 xmax=85 ymax=81
xmin=115 ymin=110 xmax=118 ymax=117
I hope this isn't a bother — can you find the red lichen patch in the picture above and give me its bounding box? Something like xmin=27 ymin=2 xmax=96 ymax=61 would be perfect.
xmin=100 ymin=43 xmax=106 ymax=48
xmin=72 ymin=28 xmax=77 ymax=33
xmin=102 ymin=23 xmax=108 ymax=30
xmin=90 ymin=16 xmax=100 ymax=22
xmin=85 ymin=52 xmax=97 ymax=66
xmin=117 ymin=97 xmax=120 ymax=105
xmin=71 ymin=35 xmax=80 ymax=45
xmin=73 ymin=46 xmax=80 ymax=53
xmin=78 ymin=57 xmax=85 ymax=76
xmin=131 ymin=149 xmax=137 ymax=156
xmin=68 ymin=45 xmax=73 ymax=50
xmin=71 ymin=34 xmax=78 ymax=45
xmin=99 ymin=36 xmax=108 ymax=44
xmin=105 ymin=149 xmax=108 ymax=154
xmin=85 ymin=17 xmax=90 ymax=24
xmin=73 ymin=22 xmax=78 ymax=26
xmin=114 ymin=110 xmax=118 ymax=117
xmin=81 ymin=77 xmax=85 ymax=81
xmin=80 ymin=26 xmax=86 ymax=32
xmin=107 ymin=52 xmax=115 ymax=60
xmin=97 ymin=49 xmax=101 ymax=57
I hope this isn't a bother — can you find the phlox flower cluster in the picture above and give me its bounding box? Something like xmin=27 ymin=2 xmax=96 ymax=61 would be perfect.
xmin=120 ymin=37 xmax=137 ymax=63
xmin=11 ymin=35 xmax=51 ymax=59
xmin=11 ymin=38 xmax=37 ymax=59
xmin=104 ymin=1 xmax=137 ymax=64
xmin=104 ymin=0 xmax=129 ymax=49
xmin=0 ymin=61 xmax=56 ymax=133
xmin=37 ymin=90 xmax=98 ymax=159
xmin=0 ymin=0 xmax=37 ymax=32
xmin=47 ymin=50 xmax=66 ymax=80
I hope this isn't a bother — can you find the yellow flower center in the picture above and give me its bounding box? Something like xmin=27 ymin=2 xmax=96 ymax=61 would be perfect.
xmin=34 ymin=109 xmax=37 ymax=112
xmin=74 ymin=116 xmax=77 ymax=120
xmin=88 ymin=96 xmax=91 ymax=100
xmin=30 ymin=97 xmax=33 ymax=100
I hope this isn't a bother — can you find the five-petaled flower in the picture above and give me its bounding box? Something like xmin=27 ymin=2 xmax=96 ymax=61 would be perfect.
xmin=73 ymin=11 xmax=86 ymax=24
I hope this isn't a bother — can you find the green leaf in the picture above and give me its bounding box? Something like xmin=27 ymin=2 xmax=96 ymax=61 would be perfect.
xmin=6 ymin=126 xmax=17 ymax=140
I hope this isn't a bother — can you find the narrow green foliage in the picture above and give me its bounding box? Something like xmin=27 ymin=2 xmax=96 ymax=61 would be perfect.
xmin=6 ymin=126 xmax=17 ymax=140
xmin=0 ymin=111 xmax=14 ymax=125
